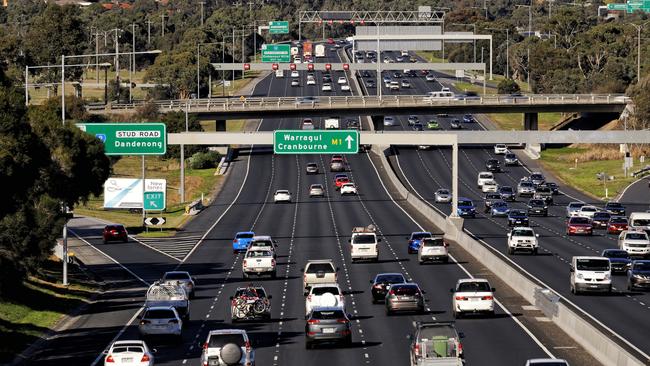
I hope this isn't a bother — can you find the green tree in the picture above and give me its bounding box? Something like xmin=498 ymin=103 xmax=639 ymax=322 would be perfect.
xmin=626 ymin=75 xmax=650 ymax=130
xmin=497 ymin=78 xmax=520 ymax=94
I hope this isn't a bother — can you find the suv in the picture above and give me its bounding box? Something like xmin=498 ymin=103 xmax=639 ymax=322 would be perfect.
xmin=160 ymin=271 xmax=196 ymax=298
xmin=517 ymin=181 xmax=536 ymax=197
xmin=103 ymin=224 xmax=128 ymax=243
xmin=305 ymin=307 xmax=352 ymax=349
xmin=302 ymin=260 xmax=337 ymax=290
xmin=408 ymin=321 xmax=464 ymax=366
xmin=570 ymin=256 xmax=612 ymax=294
xmin=330 ymin=157 xmax=345 ymax=172
xmin=533 ymin=186 xmax=553 ymax=204
xmin=451 ymin=279 xmax=495 ymax=318
xmin=507 ymin=227 xmax=539 ymax=255
xmin=418 ymin=237 xmax=449 ymax=264
xmin=457 ymin=198 xmax=476 ymax=218
xmin=138 ymin=306 xmax=183 ymax=342
xmin=508 ymin=209 xmax=529 ymax=227
xmin=200 ymin=329 xmax=254 ymax=366
xmin=305 ymin=283 xmax=345 ymax=315
xmin=605 ymin=202 xmax=626 ymax=216
xmin=504 ymin=153 xmax=519 ymax=166
xmin=103 ymin=340 xmax=154 ymax=366
xmin=477 ymin=171 xmax=494 ymax=187
xmin=527 ymin=199 xmax=548 ymax=217
xmin=618 ymin=230 xmax=650 ymax=257
xmin=529 ymin=172 xmax=546 ymax=186
xmin=485 ymin=159 xmax=501 ymax=172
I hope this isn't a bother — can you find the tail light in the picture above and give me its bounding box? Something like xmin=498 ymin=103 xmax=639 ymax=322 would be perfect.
xmin=481 ymin=296 xmax=493 ymax=300
xmin=106 ymin=355 xmax=115 ymax=363
xmin=141 ymin=354 xmax=150 ymax=362
xmin=307 ymin=295 xmax=312 ymax=301
xmin=245 ymin=340 xmax=251 ymax=352
xmin=458 ymin=342 xmax=463 ymax=355
xmin=231 ymin=299 xmax=237 ymax=305
xmin=169 ymin=319 xmax=178 ymax=324
xmin=203 ymin=342 xmax=209 ymax=350
xmin=388 ymin=290 xmax=395 ymax=296
xmin=140 ymin=320 xmax=151 ymax=325
xmin=414 ymin=344 xmax=420 ymax=357
xmin=233 ymin=239 xmax=238 ymax=243
xmin=272 ymin=259 xmax=276 ymax=267
xmin=307 ymin=319 xmax=320 ymax=324
xmin=373 ymin=284 xmax=382 ymax=289
xmin=336 ymin=318 xmax=349 ymax=324
xmin=455 ymin=296 xmax=468 ymax=301
xmin=243 ymin=259 xmax=247 ymax=267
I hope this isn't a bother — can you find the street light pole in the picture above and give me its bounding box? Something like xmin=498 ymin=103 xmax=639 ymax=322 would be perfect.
xmin=130 ymin=23 xmax=136 ymax=103
xmin=199 ymin=1 xmax=205 ymax=26
xmin=486 ymin=27 xmax=510 ymax=79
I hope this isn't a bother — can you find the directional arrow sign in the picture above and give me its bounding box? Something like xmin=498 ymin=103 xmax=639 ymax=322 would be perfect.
xmin=273 ymin=130 xmax=359 ymax=154
xmin=144 ymin=217 xmax=166 ymax=226
xmin=144 ymin=191 xmax=166 ymax=211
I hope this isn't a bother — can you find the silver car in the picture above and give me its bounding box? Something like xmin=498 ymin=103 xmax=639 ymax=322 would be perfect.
xmin=138 ymin=306 xmax=182 ymax=341
xmin=200 ymin=329 xmax=255 ymax=366
xmin=160 ymin=271 xmax=196 ymax=298
xmin=517 ymin=181 xmax=536 ymax=196
xmin=434 ymin=189 xmax=451 ymax=203
xmin=306 ymin=162 xmax=319 ymax=174
xmin=385 ymin=283 xmax=425 ymax=315
xmin=383 ymin=116 xmax=396 ymax=126
xmin=305 ymin=307 xmax=352 ymax=349
xmin=309 ymin=184 xmax=324 ymax=197
xmin=566 ymin=202 xmax=586 ymax=218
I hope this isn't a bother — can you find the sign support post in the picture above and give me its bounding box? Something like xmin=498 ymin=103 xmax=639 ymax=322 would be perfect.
xmin=142 ymin=155 xmax=146 ymax=231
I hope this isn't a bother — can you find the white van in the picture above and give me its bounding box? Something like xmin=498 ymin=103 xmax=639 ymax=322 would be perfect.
xmin=349 ymin=225 xmax=379 ymax=262
xmin=570 ymin=256 xmax=612 ymax=294
xmin=629 ymin=212 xmax=650 ymax=235
xmin=275 ymin=69 xmax=284 ymax=78
xmin=424 ymin=91 xmax=455 ymax=102
xmin=400 ymin=50 xmax=409 ymax=57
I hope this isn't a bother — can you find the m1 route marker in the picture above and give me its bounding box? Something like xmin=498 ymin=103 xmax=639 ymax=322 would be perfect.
xmin=273 ymin=130 xmax=359 ymax=154
xmin=78 ymin=123 xmax=167 ymax=155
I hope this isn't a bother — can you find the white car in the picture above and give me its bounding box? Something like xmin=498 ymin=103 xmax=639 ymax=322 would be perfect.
xmin=248 ymin=235 xmax=278 ymax=257
xmin=307 ymin=75 xmax=316 ymax=85
xmin=340 ymin=183 xmax=357 ymax=195
xmin=383 ymin=116 xmax=396 ymax=126
xmin=389 ymin=81 xmax=400 ymax=90
xmin=138 ymin=306 xmax=183 ymax=340
xmin=418 ymin=237 xmax=449 ymax=264
xmin=273 ymin=189 xmax=291 ymax=203
xmin=200 ymin=329 xmax=255 ymax=366
xmin=303 ymin=260 xmax=338 ymax=290
xmin=291 ymin=78 xmax=300 ymax=87
xmin=341 ymin=84 xmax=350 ymax=91
xmin=309 ymin=184 xmax=324 ymax=197
xmin=477 ymin=171 xmax=494 ymax=187
xmin=291 ymin=70 xmax=299 ymax=78
xmin=481 ymin=179 xmax=498 ymax=193
xmin=507 ymin=227 xmax=539 ymax=255
xmin=618 ymin=230 xmax=650 ymax=257
xmin=570 ymin=256 xmax=611 ymax=294
xmin=321 ymin=83 xmax=332 ymax=92
xmin=337 ymin=76 xmax=347 ymax=84
xmin=305 ymin=283 xmax=345 ymax=316
xmin=494 ymin=144 xmax=508 ymax=154
xmin=434 ymin=189 xmax=451 ymax=203
xmin=577 ymin=205 xmax=599 ymax=218
xmin=103 ymin=340 xmax=154 ymax=366
xmin=293 ymin=56 xmax=302 ymax=63
xmin=242 ymin=249 xmax=276 ymax=278
xmin=525 ymin=359 xmax=570 ymax=366
xmin=451 ymin=279 xmax=495 ymax=318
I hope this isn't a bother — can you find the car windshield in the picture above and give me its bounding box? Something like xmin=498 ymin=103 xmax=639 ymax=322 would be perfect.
xmin=603 ymin=250 xmax=629 ymax=258
xmin=606 ymin=203 xmax=623 ymax=208
xmin=632 ymin=219 xmax=650 ymax=226
xmin=510 ymin=210 xmax=526 ymax=216
xmin=479 ymin=174 xmax=492 ymax=179
xmin=144 ymin=309 xmax=176 ymax=319
xmin=610 ymin=217 xmax=628 ymax=224
xmin=251 ymin=240 xmax=273 ymax=247
xmin=457 ymin=282 xmax=491 ymax=292
xmin=569 ymin=203 xmax=585 ymax=208
xmin=422 ymin=238 xmax=444 ymax=247
xmin=163 ymin=272 xmax=190 ymax=280
xmin=276 ymin=190 xmax=289 ymax=195
xmin=505 ymin=154 xmax=516 ymax=159
xmin=486 ymin=194 xmax=501 ymax=200
xmin=536 ymin=188 xmax=551 ymax=193
xmin=570 ymin=217 xmax=590 ymax=224
xmin=312 ymin=286 xmax=340 ymax=296
xmin=437 ymin=190 xmax=449 ymax=195
xmin=246 ymin=250 xmax=272 ymax=258
xmin=236 ymin=233 xmax=254 ymax=239
xmin=458 ymin=200 xmax=473 ymax=207
xmin=376 ymin=274 xmax=405 ymax=283
xmin=392 ymin=285 xmax=419 ymax=295
xmin=311 ymin=310 xmax=346 ymax=320
xmin=530 ymin=200 xmax=545 ymax=206
xmin=576 ymin=259 xmax=610 ymax=271
xmin=593 ymin=213 xmax=611 ymax=220
xmin=531 ymin=174 xmax=544 ymax=180
xmin=353 ymin=234 xmax=377 ymax=244
xmin=493 ymin=202 xmax=507 ymax=208
xmin=106 ymin=225 xmax=124 ymax=231
xmin=626 ymin=233 xmax=648 ymax=240
xmin=306 ymin=263 xmax=335 ymax=273
xmin=500 ymin=187 xmax=513 ymax=193
xmin=235 ymin=288 xmax=266 ymax=298
xmin=112 ymin=346 xmax=145 ymax=354
xmin=311 ymin=185 xmax=323 ymax=189
xmin=634 ymin=262 xmax=650 ymax=271
xmin=512 ymin=229 xmax=534 ymax=237
xmin=520 ymin=182 xmax=533 ymax=188
xmin=419 ymin=325 xmax=457 ymax=340
xmin=208 ymin=334 xmax=245 ymax=348
xmin=582 ymin=207 xmax=597 ymax=212
xmin=411 ymin=233 xmax=432 ymax=240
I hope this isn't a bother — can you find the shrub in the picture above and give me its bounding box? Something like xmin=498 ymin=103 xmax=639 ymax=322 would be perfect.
xmin=497 ymin=78 xmax=521 ymax=94
xmin=188 ymin=151 xmax=221 ymax=169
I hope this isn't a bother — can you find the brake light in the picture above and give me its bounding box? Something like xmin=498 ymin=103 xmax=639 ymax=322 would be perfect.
xmin=373 ymin=284 xmax=382 ymax=289
xmin=272 ymin=259 xmax=276 ymax=267
xmin=337 ymin=318 xmax=349 ymax=324
xmin=414 ymin=343 xmax=420 ymax=357
xmin=455 ymin=296 xmax=468 ymax=301
xmin=458 ymin=342 xmax=463 ymax=355
xmin=169 ymin=319 xmax=178 ymax=324
xmin=141 ymin=354 xmax=150 ymax=362
xmin=388 ymin=290 xmax=395 ymax=296
xmin=307 ymin=319 xmax=320 ymax=324
xmin=106 ymin=355 xmax=115 ymax=363
xmin=482 ymin=295 xmax=493 ymax=300
xmin=203 ymin=342 xmax=209 ymax=350
xmin=243 ymin=259 xmax=247 ymax=267
xmin=245 ymin=340 xmax=251 ymax=352
xmin=307 ymin=295 xmax=312 ymax=301
xmin=233 ymin=239 xmax=238 ymax=243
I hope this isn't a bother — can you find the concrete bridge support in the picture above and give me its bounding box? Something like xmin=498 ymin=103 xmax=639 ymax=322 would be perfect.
xmin=215 ymin=119 xmax=226 ymax=132
xmin=371 ymin=115 xmax=384 ymax=131
xmin=524 ymin=112 xmax=538 ymax=131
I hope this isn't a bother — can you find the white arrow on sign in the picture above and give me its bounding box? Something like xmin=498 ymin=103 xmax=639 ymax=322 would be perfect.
xmin=149 ymin=201 xmax=158 ymax=208
xmin=345 ymin=135 xmax=354 ymax=149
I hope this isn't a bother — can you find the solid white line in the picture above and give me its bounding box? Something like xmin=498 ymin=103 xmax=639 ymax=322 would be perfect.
xmin=617 ymin=175 xmax=647 ymax=202
xmin=90 ymin=306 xmax=144 ymax=366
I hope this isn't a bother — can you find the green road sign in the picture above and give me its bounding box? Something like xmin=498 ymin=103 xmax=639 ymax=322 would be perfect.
xmin=261 ymin=44 xmax=291 ymax=63
xmin=144 ymin=191 xmax=166 ymax=211
xmin=274 ymin=130 xmax=359 ymax=154
xmin=78 ymin=123 xmax=166 ymax=156
xmin=269 ymin=21 xmax=289 ymax=34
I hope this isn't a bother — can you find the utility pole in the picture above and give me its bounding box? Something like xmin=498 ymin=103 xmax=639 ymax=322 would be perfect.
xmin=146 ymin=19 xmax=152 ymax=44
xmin=95 ymin=32 xmax=100 ymax=82
xmin=129 ymin=23 xmax=136 ymax=103
xmin=161 ymin=13 xmax=166 ymax=37
xmin=199 ymin=1 xmax=205 ymax=26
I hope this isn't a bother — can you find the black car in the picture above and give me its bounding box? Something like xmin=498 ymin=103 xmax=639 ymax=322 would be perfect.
xmin=405 ymin=70 xmax=417 ymax=77
xmin=627 ymin=260 xmax=650 ymax=290
xmin=412 ymin=123 xmax=424 ymax=131
xmin=484 ymin=193 xmax=503 ymax=213
xmin=527 ymin=199 xmax=548 ymax=217
xmin=485 ymin=159 xmax=501 ymax=172
xmin=392 ymin=71 xmax=402 ymax=78
xmin=370 ymin=273 xmax=406 ymax=302
xmin=498 ymin=186 xmax=515 ymax=201
xmin=361 ymin=70 xmax=371 ymax=78
xmin=366 ymin=79 xmax=376 ymax=88
xmin=591 ymin=211 xmax=611 ymax=229
xmin=346 ymin=119 xmax=360 ymax=130
xmin=544 ymin=182 xmax=560 ymax=195
xmin=508 ymin=209 xmax=529 ymax=226
xmin=601 ymin=249 xmax=631 ymax=274
xmin=604 ymin=202 xmax=626 ymax=216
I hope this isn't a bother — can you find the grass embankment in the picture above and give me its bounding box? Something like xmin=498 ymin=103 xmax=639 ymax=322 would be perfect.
xmin=75 ymin=156 xmax=223 ymax=235
xmin=0 ymin=259 xmax=98 ymax=362
xmin=539 ymin=146 xmax=637 ymax=200
xmin=488 ymin=112 xmax=563 ymax=131
xmin=210 ymin=72 xmax=261 ymax=97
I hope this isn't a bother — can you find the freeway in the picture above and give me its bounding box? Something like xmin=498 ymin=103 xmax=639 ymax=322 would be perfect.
xmin=42 ymin=45 xmax=565 ymax=366
xmin=364 ymin=50 xmax=650 ymax=359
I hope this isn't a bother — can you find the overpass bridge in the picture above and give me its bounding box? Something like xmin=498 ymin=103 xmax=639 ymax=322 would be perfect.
xmin=87 ymin=94 xmax=630 ymax=127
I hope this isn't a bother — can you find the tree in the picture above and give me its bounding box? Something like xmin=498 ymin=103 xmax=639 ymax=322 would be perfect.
xmin=626 ymin=75 xmax=650 ymax=130
xmin=497 ymin=78 xmax=520 ymax=94
xmin=162 ymin=111 xmax=206 ymax=159
xmin=25 ymin=4 xmax=87 ymax=66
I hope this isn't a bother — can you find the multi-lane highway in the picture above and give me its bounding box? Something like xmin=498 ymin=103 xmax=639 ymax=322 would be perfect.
xmin=357 ymin=50 xmax=650 ymax=359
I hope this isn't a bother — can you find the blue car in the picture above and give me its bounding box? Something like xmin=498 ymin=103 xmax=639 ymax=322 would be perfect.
xmin=602 ymin=249 xmax=631 ymax=274
xmin=462 ymin=114 xmax=474 ymax=123
xmin=508 ymin=209 xmax=529 ymax=227
xmin=490 ymin=201 xmax=510 ymax=217
xmin=457 ymin=198 xmax=476 ymax=218
xmin=407 ymin=231 xmax=433 ymax=254
xmin=232 ymin=231 xmax=255 ymax=253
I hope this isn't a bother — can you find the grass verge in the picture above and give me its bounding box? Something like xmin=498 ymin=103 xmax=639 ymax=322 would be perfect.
xmin=539 ymin=147 xmax=635 ymax=199
xmin=488 ymin=112 xmax=563 ymax=131
xmin=0 ymin=259 xmax=98 ymax=363
xmin=209 ymin=72 xmax=261 ymax=97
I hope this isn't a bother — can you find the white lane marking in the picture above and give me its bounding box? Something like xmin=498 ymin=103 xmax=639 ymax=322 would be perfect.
xmin=89 ymin=306 xmax=144 ymax=366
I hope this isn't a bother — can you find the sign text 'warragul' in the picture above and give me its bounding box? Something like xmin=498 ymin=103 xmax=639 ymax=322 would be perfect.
xmin=273 ymin=130 xmax=359 ymax=154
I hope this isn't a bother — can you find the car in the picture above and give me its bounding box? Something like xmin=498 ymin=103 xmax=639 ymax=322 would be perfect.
xmin=389 ymin=81 xmax=400 ymax=90
xmin=434 ymin=188 xmax=451 ymax=203
xmin=527 ymin=199 xmax=548 ymax=217
xmin=301 ymin=120 xmax=315 ymax=130
xmin=340 ymin=182 xmax=358 ymax=195
xmin=306 ymin=75 xmax=316 ymax=85
xmin=337 ymin=76 xmax=347 ymax=84
xmin=507 ymin=227 xmax=539 ymax=255
xmin=455 ymin=91 xmax=480 ymax=101
xmin=302 ymin=260 xmax=337 ymax=290
xmin=295 ymin=96 xmax=320 ymax=105
xmin=498 ymin=186 xmax=515 ymax=201
xmin=408 ymin=321 xmax=464 ymax=365
xmin=544 ymin=182 xmax=560 ymax=194
xmin=591 ymin=211 xmax=612 ymax=229
xmin=321 ymin=83 xmax=332 ymax=91
xmin=103 ymin=340 xmax=154 ymax=366
xmin=290 ymin=70 xmax=299 ymax=78
xmin=462 ymin=114 xmax=474 ymax=123
xmin=405 ymin=69 xmax=417 ymax=76
xmin=200 ymin=329 xmax=255 ymax=366
xmin=383 ymin=116 xmax=396 ymax=126
xmin=485 ymin=159 xmax=501 ymax=172
xmin=517 ymin=181 xmax=536 ymax=196
xmin=382 ymin=75 xmax=392 ymax=84
xmin=602 ymin=201 xmax=625 ymax=216
xmin=451 ymin=279 xmax=495 ymax=318
xmin=490 ymin=200 xmax=510 ymax=217
xmin=340 ymin=84 xmax=350 ymax=91
xmin=412 ymin=123 xmax=424 ymax=131
xmin=565 ymin=202 xmax=586 ymax=218
xmin=477 ymin=171 xmax=494 ymax=187
xmin=330 ymin=158 xmax=345 ymax=172
xmin=305 ymin=283 xmax=345 ymax=316
xmin=309 ymin=184 xmax=324 ymax=198
xmin=360 ymin=70 xmax=371 ymax=78
xmin=529 ymin=172 xmax=546 ymax=186
xmin=401 ymin=79 xmax=411 ymax=88
xmin=138 ymin=306 xmax=182 ymax=341
xmin=103 ymin=224 xmax=128 ymax=243
xmin=577 ymin=205 xmax=598 ymax=219
xmin=450 ymin=119 xmax=462 ymax=129
xmin=618 ymin=230 xmax=650 ymax=257
xmin=504 ymin=153 xmax=519 ymax=166
xmin=243 ymin=249 xmax=276 ymax=278
xmin=365 ymin=79 xmax=376 ymax=88
xmin=350 ymin=225 xmax=380 ymax=262
xmin=425 ymin=119 xmax=440 ymax=130
xmin=291 ymin=78 xmax=300 ymax=87
xmin=407 ymin=115 xmax=419 ymax=125
xmin=293 ymin=56 xmax=302 ymax=64
xmin=493 ymin=144 xmax=508 ymax=154
xmin=345 ymin=119 xmax=360 ymax=130
xmin=396 ymin=55 xmax=405 ymax=62
xmin=457 ymin=198 xmax=476 ymax=217
xmin=533 ymin=186 xmax=554 ymax=205
xmin=248 ymin=235 xmax=278 ymax=256
xmin=322 ymin=74 xmax=332 ymax=83
xmin=506 ymin=91 xmax=530 ymax=102
xmin=418 ymin=237 xmax=449 ymax=264
xmin=385 ymin=283 xmax=425 ymax=315
xmin=305 ymin=162 xmax=319 ymax=174
xmin=370 ymin=273 xmax=406 ymax=303
xmin=392 ymin=71 xmax=402 ymax=78
xmin=305 ymin=307 xmax=352 ymax=349
xmin=525 ymin=359 xmax=570 ymax=366
xmin=334 ymin=177 xmax=350 ymax=190
xmin=508 ymin=209 xmax=530 ymax=227
xmin=232 ymin=231 xmax=255 ymax=253
xmin=570 ymin=256 xmax=612 ymax=294
xmin=160 ymin=271 xmax=196 ymax=298
xmin=230 ymin=285 xmax=272 ymax=321
xmin=484 ymin=192 xmax=503 ymax=213
xmin=481 ymin=179 xmax=498 ymax=193
xmin=566 ymin=216 xmax=593 ymax=236
xmin=333 ymin=173 xmax=348 ymax=181
xmin=601 ymin=249 xmax=631 ymax=274
xmin=407 ymin=231 xmax=433 ymax=254
xmin=627 ymin=260 xmax=650 ymax=290
xmin=273 ymin=190 xmax=291 ymax=203
xmin=607 ymin=216 xmax=629 ymax=234
xmin=425 ymin=74 xmax=436 ymax=81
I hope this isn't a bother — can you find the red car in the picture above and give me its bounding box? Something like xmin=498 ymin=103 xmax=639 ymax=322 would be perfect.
xmin=335 ymin=177 xmax=350 ymax=190
xmin=103 ymin=224 xmax=129 ymax=243
xmin=566 ymin=217 xmax=593 ymax=236
xmin=607 ymin=217 xmax=629 ymax=234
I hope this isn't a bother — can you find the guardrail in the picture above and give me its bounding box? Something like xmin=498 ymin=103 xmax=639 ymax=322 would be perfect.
xmin=87 ymin=94 xmax=630 ymax=113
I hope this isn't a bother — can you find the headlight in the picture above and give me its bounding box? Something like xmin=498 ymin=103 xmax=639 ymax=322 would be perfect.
xmin=576 ymin=273 xmax=584 ymax=280
xmin=604 ymin=273 xmax=611 ymax=281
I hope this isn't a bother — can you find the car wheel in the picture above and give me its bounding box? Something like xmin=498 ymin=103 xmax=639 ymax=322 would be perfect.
xmin=345 ymin=335 xmax=353 ymax=346
xmin=532 ymin=248 xmax=538 ymax=255
xmin=443 ymin=257 xmax=449 ymax=263
xmin=453 ymin=310 xmax=461 ymax=319
xmin=123 ymin=238 xmax=128 ymax=243
xmin=507 ymin=247 xmax=514 ymax=255
xmin=386 ymin=308 xmax=393 ymax=316
xmin=305 ymin=341 xmax=313 ymax=350
xmin=271 ymin=271 xmax=277 ymax=279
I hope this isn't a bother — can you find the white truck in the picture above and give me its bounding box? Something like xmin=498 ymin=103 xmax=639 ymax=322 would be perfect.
xmin=507 ymin=227 xmax=539 ymax=255
xmin=315 ymin=44 xmax=326 ymax=57
xmin=349 ymin=225 xmax=380 ymax=262
xmin=145 ymin=282 xmax=190 ymax=320
xmin=242 ymin=249 xmax=277 ymax=279
xmin=324 ymin=116 xmax=340 ymax=129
